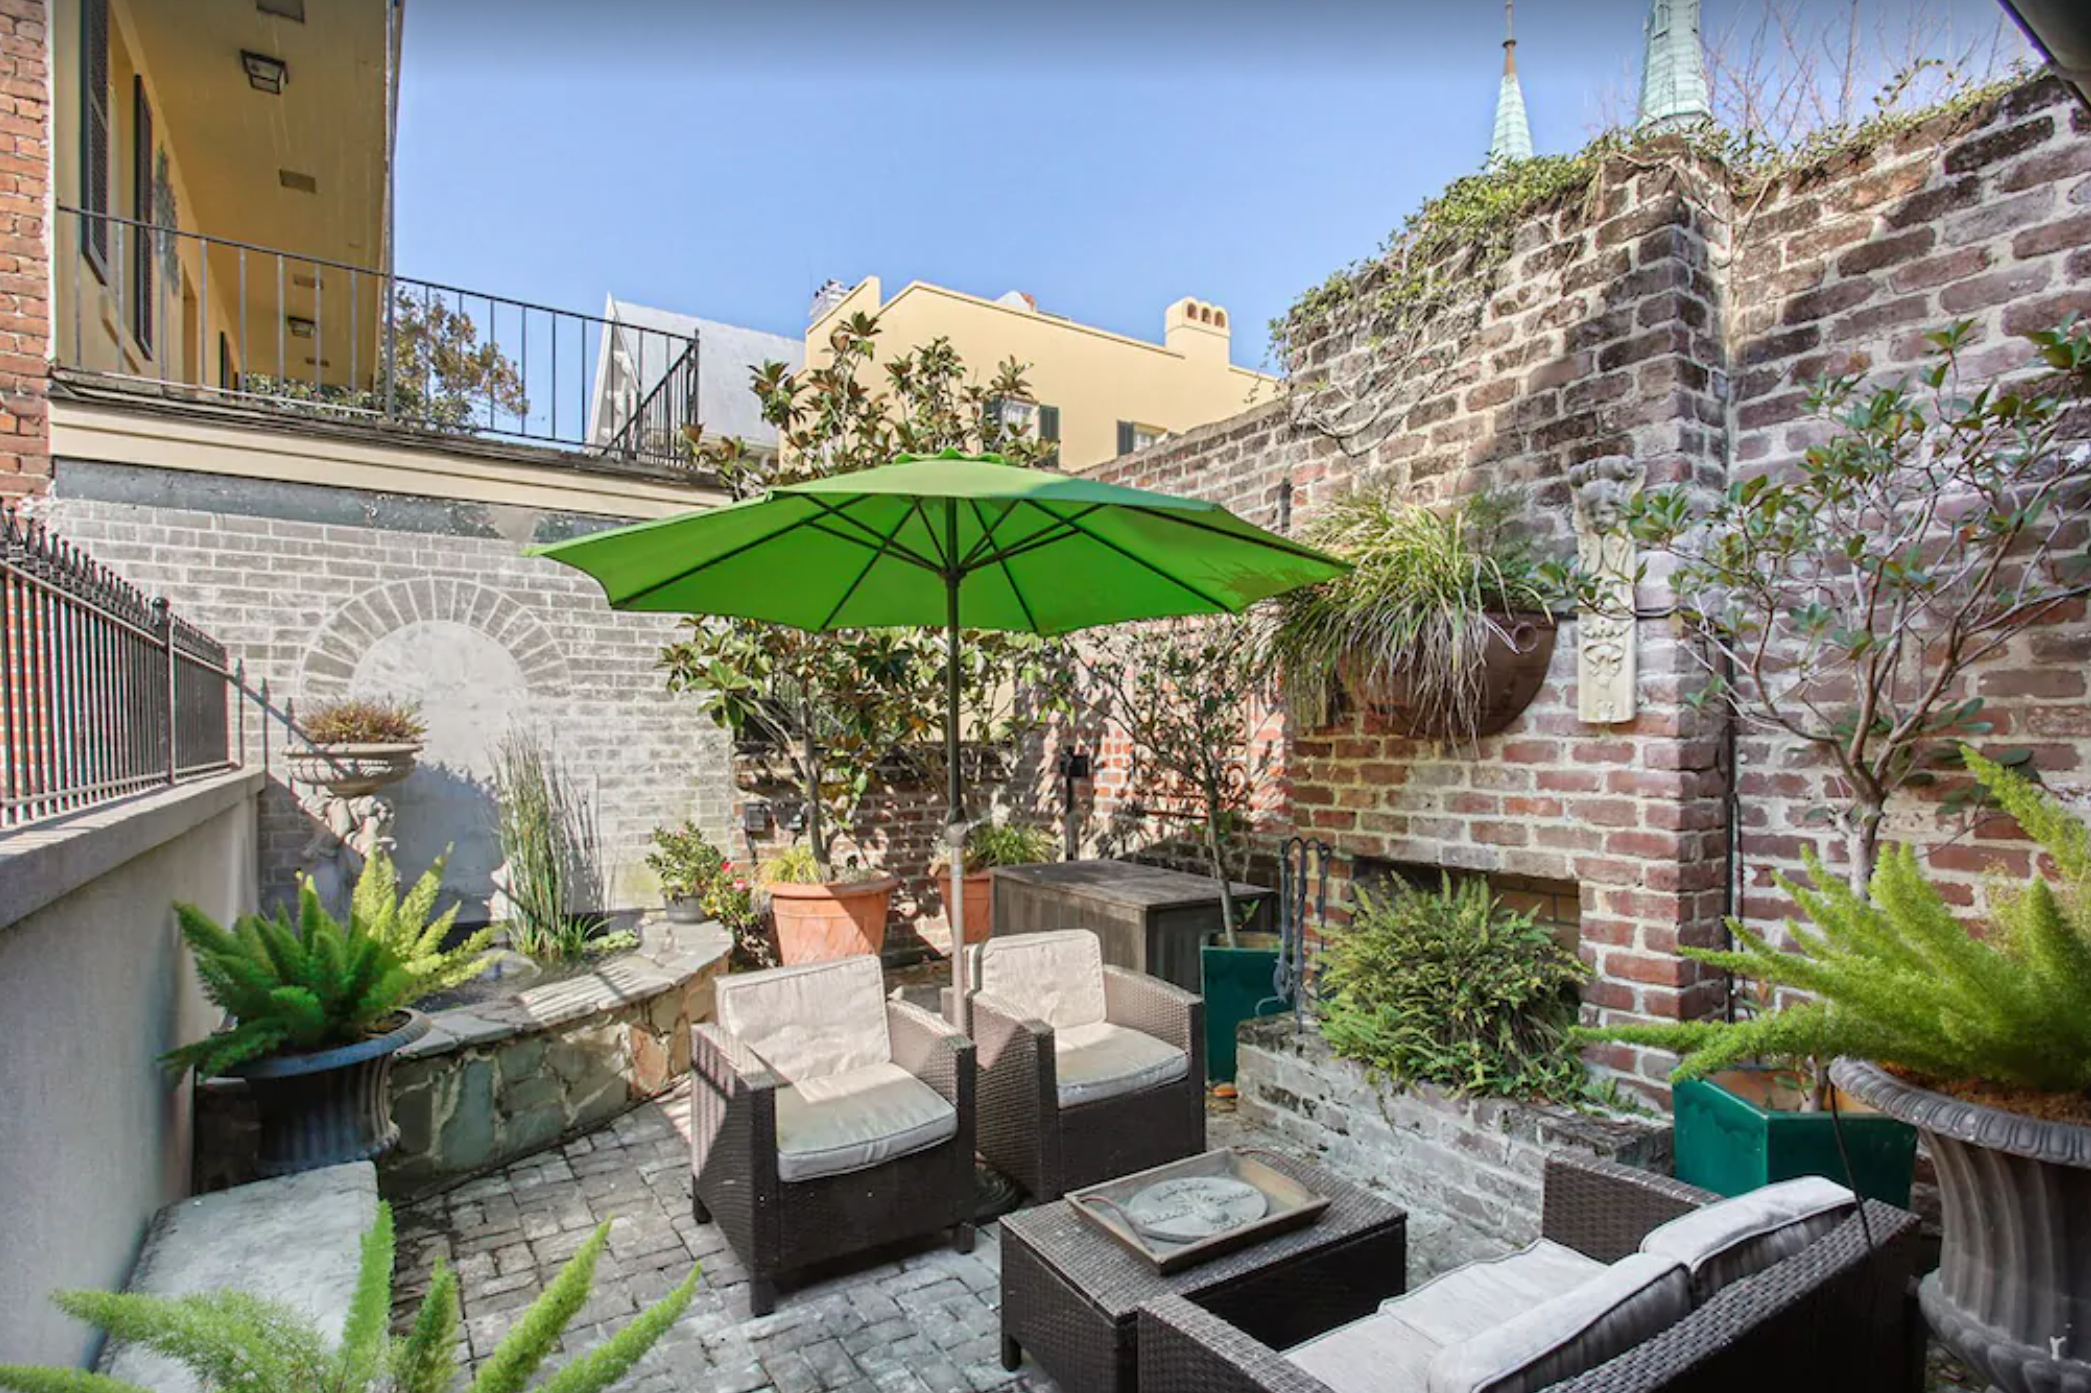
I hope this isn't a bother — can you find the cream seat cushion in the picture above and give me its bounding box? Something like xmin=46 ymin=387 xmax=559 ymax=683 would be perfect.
xmin=773 ymin=1062 xmax=957 ymax=1182
xmin=1639 ymin=1175 xmax=1857 ymax=1301
xmin=716 ymin=955 xmax=891 ymax=1083
xmin=971 ymin=930 xmax=1107 ymax=1031
xmin=1286 ymin=1239 xmax=1605 ymax=1393
xmin=1053 ymin=1020 xmax=1189 ymax=1107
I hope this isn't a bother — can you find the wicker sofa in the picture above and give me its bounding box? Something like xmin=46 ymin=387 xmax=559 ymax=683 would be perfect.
xmin=690 ymin=955 xmax=977 ymax=1316
xmin=1135 ymin=1156 xmax=1925 ymax=1393
xmin=955 ymin=929 xmax=1206 ymax=1201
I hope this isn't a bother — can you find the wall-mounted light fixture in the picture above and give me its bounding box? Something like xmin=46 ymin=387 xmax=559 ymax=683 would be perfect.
xmin=286 ymin=316 xmax=316 ymax=340
xmin=241 ymin=50 xmax=288 ymax=95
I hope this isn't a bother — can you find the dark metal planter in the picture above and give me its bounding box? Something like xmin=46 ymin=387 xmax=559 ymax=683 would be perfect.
xmin=233 ymin=1009 xmax=430 ymax=1177
xmin=1833 ymin=1058 xmax=2091 ymax=1393
xmin=663 ymin=893 xmax=706 ymax=925
xmin=1353 ymin=612 xmax=1557 ymax=740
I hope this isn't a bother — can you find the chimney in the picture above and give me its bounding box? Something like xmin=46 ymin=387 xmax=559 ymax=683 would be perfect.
xmin=810 ymin=278 xmax=850 ymax=323
xmin=1165 ymin=297 xmax=1231 ymax=363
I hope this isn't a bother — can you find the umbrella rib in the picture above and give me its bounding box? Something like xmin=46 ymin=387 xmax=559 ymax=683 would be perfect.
xmin=610 ymin=505 xmax=829 ymax=608
xmin=966 ymin=504 xmax=1106 ymax=570
xmin=817 ymin=500 xmax=925 ymax=630
xmin=795 ymin=494 xmax=944 ymax=572
xmin=1117 ymin=503 xmax=1342 ymax=566
xmin=1018 ymin=500 xmax=1239 ymax=613
xmin=967 ymin=497 xmax=1039 ymax=631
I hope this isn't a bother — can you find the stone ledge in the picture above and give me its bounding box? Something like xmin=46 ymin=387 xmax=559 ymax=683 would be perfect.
xmin=101 ymin=1162 xmax=377 ymax=1393
xmin=1236 ymin=1017 xmax=1671 ymax=1248
xmin=0 ymin=769 xmax=265 ymax=930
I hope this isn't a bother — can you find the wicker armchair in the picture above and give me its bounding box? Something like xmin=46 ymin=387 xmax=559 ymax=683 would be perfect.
xmin=1135 ymin=1156 xmax=1926 ymax=1393
xmin=959 ymin=929 xmax=1205 ymax=1202
xmin=690 ymin=956 xmax=976 ymax=1315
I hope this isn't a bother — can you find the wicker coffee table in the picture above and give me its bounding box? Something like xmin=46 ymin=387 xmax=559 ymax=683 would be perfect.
xmin=998 ymin=1151 xmax=1406 ymax=1393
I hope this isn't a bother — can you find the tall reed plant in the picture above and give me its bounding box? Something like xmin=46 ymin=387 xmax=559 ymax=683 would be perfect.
xmin=490 ymin=731 xmax=617 ymax=962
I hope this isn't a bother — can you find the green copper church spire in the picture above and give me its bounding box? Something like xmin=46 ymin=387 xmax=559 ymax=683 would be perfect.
xmin=1488 ymin=0 xmax=1534 ymax=164
xmin=1637 ymin=0 xmax=1713 ymax=131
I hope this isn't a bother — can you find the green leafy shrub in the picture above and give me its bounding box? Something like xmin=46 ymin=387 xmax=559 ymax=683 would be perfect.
xmin=1318 ymin=876 xmax=1590 ymax=1102
xmin=1263 ymin=488 xmax=1547 ymax=740
xmin=0 ymin=1202 xmax=696 ymax=1393
xmin=300 ymin=696 xmax=426 ymax=746
xmin=164 ymin=853 xmax=493 ymax=1078
xmin=1582 ymin=751 xmax=2091 ymax=1098
xmin=963 ymin=822 xmax=1056 ymax=873
xmin=646 ymin=821 xmax=727 ymax=899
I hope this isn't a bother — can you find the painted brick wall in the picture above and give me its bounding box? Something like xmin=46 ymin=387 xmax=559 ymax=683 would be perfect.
xmin=34 ymin=482 xmax=736 ymax=918
xmin=1070 ymin=78 xmax=2091 ymax=1099
xmin=0 ymin=0 xmax=48 ymax=498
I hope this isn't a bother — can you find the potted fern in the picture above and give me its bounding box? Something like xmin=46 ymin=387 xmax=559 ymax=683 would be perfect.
xmin=1264 ymin=486 xmax=1553 ymax=742
xmin=943 ymin=821 xmax=1056 ymax=945
xmin=164 ymin=852 xmax=493 ymax=1176
xmin=1587 ymin=752 xmax=2091 ymax=1392
xmin=0 ymin=1202 xmax=697 ymax=1393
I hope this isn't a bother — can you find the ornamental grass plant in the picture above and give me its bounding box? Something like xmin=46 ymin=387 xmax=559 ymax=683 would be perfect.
xmin=0 ymin=1204 xmax=696 ymax=1393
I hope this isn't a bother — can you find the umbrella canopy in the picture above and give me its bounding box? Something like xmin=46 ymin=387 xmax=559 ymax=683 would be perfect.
xmin=530 ymin=450 xmax=1345 ymax=1020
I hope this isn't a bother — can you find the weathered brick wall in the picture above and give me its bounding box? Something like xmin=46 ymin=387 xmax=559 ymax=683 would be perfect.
xmin=1727 ymin=76 xmax=2091 ymax=927
xmin=34 ymin=467 xmax=736 ymax=918
xmin=1071 ymin=78 xmax=2091 ymax=1099
xmin=0 ymin=0 xmax=48 ymax=498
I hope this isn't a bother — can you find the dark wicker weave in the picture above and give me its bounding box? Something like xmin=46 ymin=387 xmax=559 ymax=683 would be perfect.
xmin=689 ymin=997 xmax=976 ymax=1315
xmin=1135 ymin=1154 xmax=1927 ymax=1393
xmin=969 ymin=964 xmax=1207 ymax=1201
xmin=998 ymin=1150 xmax=1407 ymax=1393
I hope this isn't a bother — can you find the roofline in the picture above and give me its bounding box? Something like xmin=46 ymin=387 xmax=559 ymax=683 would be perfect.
xmin=808 ymin=277 xmax=1276 ymax=381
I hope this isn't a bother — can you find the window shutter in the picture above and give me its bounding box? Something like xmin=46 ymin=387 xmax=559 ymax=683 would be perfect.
xmin=81 ymin=0 xmax=110 ymax=276
xmin=1116 ymin=420 xmax=1135 ymax=456
xmin=1039 ymin=405 xmax=1060 ymax=467
xmin=132 ymin=76 xmax=153 ymax=352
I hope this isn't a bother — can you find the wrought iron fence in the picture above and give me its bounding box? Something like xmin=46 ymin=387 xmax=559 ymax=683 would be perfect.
xmin=56 ymin=206 xmax=701 ymax=469
xmin=1 ymin=506 xmax=237 ymax=830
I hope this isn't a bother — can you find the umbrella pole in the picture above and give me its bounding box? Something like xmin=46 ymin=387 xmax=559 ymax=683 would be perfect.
xmin=944 ymin=518 xmax=971 ymax=1031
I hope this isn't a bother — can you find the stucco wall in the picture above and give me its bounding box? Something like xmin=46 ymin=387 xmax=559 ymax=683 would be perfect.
xmin=0 ymin=770 xmax=261 ymax=1368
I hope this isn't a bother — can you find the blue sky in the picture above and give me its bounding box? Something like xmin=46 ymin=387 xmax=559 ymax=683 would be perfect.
xmin=394 ymin=0 xmax=2030 ymax=373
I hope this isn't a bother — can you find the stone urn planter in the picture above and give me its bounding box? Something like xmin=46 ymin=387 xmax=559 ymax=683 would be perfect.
xmin=1351 ymin=612 xmax=1557 ymax=740
xmin=1833 ymin=1058 xmax=2091 ymax=1393
xmin=767 ymin=875 xmax=898 ymax=963
xmin=287 ymin=741 xmax=423 ymax=797
xmin=233 ymin=1009 xmax=431 ymax=1177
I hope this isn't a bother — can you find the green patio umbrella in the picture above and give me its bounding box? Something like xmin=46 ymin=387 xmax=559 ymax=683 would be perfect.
xmin=530 ymin=450 xmax=1345 ymax=1019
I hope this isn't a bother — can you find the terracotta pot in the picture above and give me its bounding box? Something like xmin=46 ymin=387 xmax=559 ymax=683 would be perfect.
xmin=1833 ymin=1058 xmax=2091 ymax=1393
xmin=287 ymin=742 xmax=422 ymax=798
xmin=946 ymin=868 xmax=994 ymax=945
xmin=1351 ymin=612 xmax=1557 ymax=740
xmin=767 ymin=875 xmax=898 ymax=963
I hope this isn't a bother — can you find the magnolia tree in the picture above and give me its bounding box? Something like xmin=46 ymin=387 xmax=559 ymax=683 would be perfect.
xmin=1078 ymin=615 xmax=1275 ymax=943
xmin=661 ymin=313 xmax=1069 ymax=877
xmin=1567 ymin=317 xmax=2091 ymax=892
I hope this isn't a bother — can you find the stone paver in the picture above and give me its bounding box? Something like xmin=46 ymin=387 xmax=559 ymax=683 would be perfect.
xmin=395 ymin=1087 xmax=1481 ymax=1393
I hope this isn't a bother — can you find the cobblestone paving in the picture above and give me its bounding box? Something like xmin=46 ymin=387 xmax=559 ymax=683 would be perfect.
xmin=393 ymin=1087 xmax=1483 ymax=1393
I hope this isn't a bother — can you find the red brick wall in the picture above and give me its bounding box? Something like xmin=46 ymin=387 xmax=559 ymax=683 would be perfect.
xmin=1065 ymin=79 xmax=2091 ymax=1100
xmin=0 ymin=0 xmax=46 ymax=499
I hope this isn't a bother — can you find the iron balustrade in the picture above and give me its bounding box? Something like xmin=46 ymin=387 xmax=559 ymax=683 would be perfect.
xmin=0 ymin=506 xmax=237 ymax=830
xmin=56 ymin=206 xmax=701 ymax=469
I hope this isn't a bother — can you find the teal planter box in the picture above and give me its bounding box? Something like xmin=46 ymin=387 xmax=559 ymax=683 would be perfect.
xmin=1201 ymin=943 xmax=1284 ymax=1084
xmin=1673 ymin=1069 xmax=1918 ymax=1205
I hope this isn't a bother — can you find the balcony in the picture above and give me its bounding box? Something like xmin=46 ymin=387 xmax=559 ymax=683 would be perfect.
xmin=53 ymin=206 xmax=706 ymax=477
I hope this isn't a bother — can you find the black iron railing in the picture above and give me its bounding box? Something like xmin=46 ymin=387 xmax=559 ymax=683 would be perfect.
xmin=1 ymin=506 xmax=237 ymax=829
xmin=56 ymin=206 xmax=701 ymax=469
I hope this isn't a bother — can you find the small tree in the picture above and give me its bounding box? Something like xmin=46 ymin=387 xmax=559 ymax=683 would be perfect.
xmin=1079 ymin=616 xmax=1274 ymax=944
xmin=661 ymin=314 xmax=1066 ymax=878
xmin=1565 ymin=317 xmax=2091 ymax=892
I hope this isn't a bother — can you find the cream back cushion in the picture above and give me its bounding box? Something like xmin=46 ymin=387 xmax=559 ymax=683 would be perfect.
xmin=1426 ymin=1252 xmax=1691 ymax=1393
xmin=973 ymin=930 xmax=1107 ymax=1031
xmin=1639 ymin=1175 xmax=1857 ymax=1301
xmin=716 ymin=955 xmax=891 ymax=1082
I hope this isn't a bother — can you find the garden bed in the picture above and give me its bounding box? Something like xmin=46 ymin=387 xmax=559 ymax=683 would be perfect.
xmin=382 ymin=917 xmax=732 ymax=1192
xmin=1235 ymin=1017 xmax=1671 ymax=1249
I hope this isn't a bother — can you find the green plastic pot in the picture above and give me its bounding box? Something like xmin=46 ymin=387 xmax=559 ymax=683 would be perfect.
xmin=1673 ymin=1068 xmax=1918 ymax=1205
xmin=1201 ymin=941 xmax=1286 ymax=1084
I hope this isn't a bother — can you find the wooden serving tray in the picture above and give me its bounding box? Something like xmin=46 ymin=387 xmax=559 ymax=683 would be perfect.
xmin=1068 ymin=1148 xmax=1330 ymax=1274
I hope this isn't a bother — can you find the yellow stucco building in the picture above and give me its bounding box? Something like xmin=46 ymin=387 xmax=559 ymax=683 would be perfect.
xmin=804 ymin=278 xmax=1273 ymax=473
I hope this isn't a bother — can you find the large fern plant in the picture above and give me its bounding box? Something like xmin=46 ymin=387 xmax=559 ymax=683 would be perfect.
xmin=164 ymin=854 xmax=494 ymax=1078
xmin=1585 ymin=750 xmax=2091 ymax=1097
xmin=0 ymin=1203 xmax=698 ymax=1393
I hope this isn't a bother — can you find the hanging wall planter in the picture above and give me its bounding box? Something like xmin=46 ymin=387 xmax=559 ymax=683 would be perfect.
xmin=1352 ymin=611 xmax=1556 ymax=740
